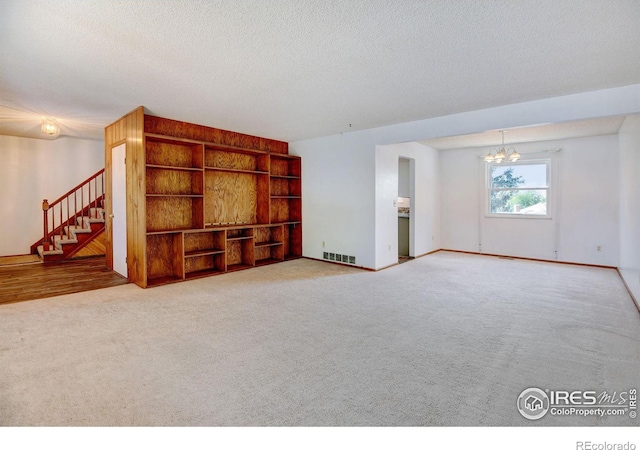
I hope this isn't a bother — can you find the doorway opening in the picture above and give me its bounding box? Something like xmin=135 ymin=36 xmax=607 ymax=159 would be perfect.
xmin=398 ymin=157 xmax=415 ymax=264
xmin=111 ymin=143 xmax=127 ymax=278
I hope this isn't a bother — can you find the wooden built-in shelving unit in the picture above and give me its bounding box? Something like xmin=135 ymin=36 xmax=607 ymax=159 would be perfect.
xmin=105 ymin=107 xmax=301 ymax=288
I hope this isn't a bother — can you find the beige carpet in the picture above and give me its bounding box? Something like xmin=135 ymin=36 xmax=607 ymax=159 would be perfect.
xmin=0 ymin=252 xmax=638 ymax=426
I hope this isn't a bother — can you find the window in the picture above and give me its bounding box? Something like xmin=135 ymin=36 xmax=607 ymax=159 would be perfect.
xmin=488 ymin=160 xmax=549 ymax=216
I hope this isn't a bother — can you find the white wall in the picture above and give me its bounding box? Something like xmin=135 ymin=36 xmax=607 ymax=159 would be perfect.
xmin=618 ymin=115 xmax=640 ymax=303
xmin=440 ymin=135 xmax=620 ymax=266
xmin=375 ymin=142 xmax=440 ymax=269
xmin=0 ymin=135 xmax=104 ymax=256
xmin=290 ymin=85 xmax=640 ymax=270
xmin=294 ymin=133 xmax=377 ymax=268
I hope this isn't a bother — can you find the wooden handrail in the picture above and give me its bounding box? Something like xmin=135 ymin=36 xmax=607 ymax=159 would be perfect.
xmin=47 ymin=169 xmax=105 ymax=210
xmin=35 ymin=169 xmax=105 ymax=254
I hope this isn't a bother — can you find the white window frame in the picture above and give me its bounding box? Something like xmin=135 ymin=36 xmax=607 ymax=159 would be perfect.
xmin=486 ymin=159 xmax=551 ymax=219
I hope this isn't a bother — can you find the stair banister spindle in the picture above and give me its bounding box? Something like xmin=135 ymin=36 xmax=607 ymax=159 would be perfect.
xmin=66 ymin=197 xmax=70 ymax=237
xmin=88 ymin=181 xmax=92 ymax=217
xmin=59 ymin=203 xmax=63 ymax=240
xmin=42 ymin=199 xmax=49 ymax=251
xmin=81 ymin=186 xmax=84 ymax=222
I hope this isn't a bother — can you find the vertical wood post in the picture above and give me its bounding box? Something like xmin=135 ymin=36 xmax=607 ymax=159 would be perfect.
xmin=42 ymin=199 xmax=49 ymax=251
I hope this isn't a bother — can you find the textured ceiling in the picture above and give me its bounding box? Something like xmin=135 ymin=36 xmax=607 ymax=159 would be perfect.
xmin=1 ymin=0 xmax=639 ymax=142
xmin=420 ymin=115 xmax=628 ymax=150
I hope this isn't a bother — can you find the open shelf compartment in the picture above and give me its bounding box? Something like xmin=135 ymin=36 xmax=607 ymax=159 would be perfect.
xmin=146 ymin=136 xmax=203 ymax=169
xmin=205 ymin=145 xmax=269 ymax=173
xmin=146 ymin=232 xmax=184 ymax=286
xmin=146 ymin=196 xmax=204 ymax=232
xmin=226 ymin=235 xmax=254 ymax=272
xmin=283 ymin=222 xmax=302 ymax=260
xmin=146 ymin=167 xmax=203 ymax=196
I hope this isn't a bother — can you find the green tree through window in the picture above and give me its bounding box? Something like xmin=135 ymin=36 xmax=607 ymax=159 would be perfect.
xmin=488 ymin=162 xmax=549 ymax=215
xmin=491 ymin=168 xmax=523 ymax=213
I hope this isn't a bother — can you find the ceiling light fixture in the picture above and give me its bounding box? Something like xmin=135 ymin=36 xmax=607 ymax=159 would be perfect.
xmin=41 ymin=117 xmax=60 ymax=137
xmin=483 ymin=130 xmax=520 ymax=163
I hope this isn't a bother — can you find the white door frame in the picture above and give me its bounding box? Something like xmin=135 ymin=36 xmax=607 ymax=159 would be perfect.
xmin=111 ymin=143 xmax=127 ymax=277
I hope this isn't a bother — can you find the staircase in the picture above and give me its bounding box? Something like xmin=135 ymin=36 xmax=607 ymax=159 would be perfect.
xmin=30 ymin=169 xmax=106 ymax=263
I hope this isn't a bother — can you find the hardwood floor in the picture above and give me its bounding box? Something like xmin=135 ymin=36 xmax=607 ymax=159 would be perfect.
xmin=0 ymin=254 xmax=41 ymax=266
xmin=0 ymin=257 xmax=128 ymax=305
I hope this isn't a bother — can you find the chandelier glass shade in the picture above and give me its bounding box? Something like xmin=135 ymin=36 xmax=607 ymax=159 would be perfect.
xmin=484 ymin=131 xmax=520 ymax=163
xmin=41 ymin=117 xmax=60 ymax=137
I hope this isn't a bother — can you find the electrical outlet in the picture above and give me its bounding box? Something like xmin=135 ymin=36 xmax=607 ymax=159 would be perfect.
xmin=388 ymin=244 xmax=391 ymax=251
xmin=322 ymin=240 xmax=325 ymax=248
xmin=597 ymin=245 xmax=602 ymax=252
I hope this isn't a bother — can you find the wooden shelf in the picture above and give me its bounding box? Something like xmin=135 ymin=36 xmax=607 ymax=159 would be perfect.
xmin=205 ymin=143 xmax=269 ymax=156
xmin=146 ymin=194 xmax=204 ymax=198
xmin=146 ymin=166 xmax=203 ymax=196
xmin=270 ymin=153 xmax=300 ymax=160
xmin=270 ymin=197 xmax=301 ymax=223
xmin=270 ymin=155 xmax=301 ymax=178
xmin=284 ymin=222 xmax=302 ymax=259
xmin=146 ymin=136 xmax=203 ymax=169
xmin=270 ymin=175 xmax=301 ymax=179
xmin=184 ymin=253 xmax=225 ymax=275
xmin=146 ymin=233 xmax=183 ymax=285
xmin=185 ymin=268 xmax=225 ymax=279
xmin=108 ymin=110 xmax=300 ymax=288
xmin=255 ymin=258 xmax=282 ymax=267
xmin=205 ymin=146 xmax=269 ymax=172
xmin=146 ymin=197 xmax=204 ymax=232
xmin=205 ymin=166 xmax=269 ymax=175
xmin=145 ymin=133 xmax=204 ymax=145
xmin=255 ymin=241 xmax=282 ymax=248
xmin=227 ymin=263 xmax=254 ymax=272
xmin=185 ymin=249 xmax=225 ymax=258
xmin=146 ymin=164 xmax=203 ymax=172
xmin=146 ymin=276 xmax=184 ymax=287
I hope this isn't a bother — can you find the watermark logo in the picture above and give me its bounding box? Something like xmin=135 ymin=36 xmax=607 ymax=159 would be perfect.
xmin=517 ymin=387 xmax=550 ymax=420
xmin=517 ymin=387 xmax=637 ymax=421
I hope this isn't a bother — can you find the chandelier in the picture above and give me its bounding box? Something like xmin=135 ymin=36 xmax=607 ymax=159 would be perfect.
xmin=483 ymin=131 xmax=520 ymax=163
xmin=41 ymin=117 xmax=60 ymax=137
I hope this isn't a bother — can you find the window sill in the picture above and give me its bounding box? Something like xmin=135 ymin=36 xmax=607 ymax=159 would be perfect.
xmin=485 ymin=214 xmax=552 ymax=220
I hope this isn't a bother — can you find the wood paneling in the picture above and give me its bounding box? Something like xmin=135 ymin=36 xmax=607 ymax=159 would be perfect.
xmin=146 ymin=139 xmax=203 ymax=169
xmin=205 ymin=171 xmax=257 ymax=225
xmin=284 ymin=223 xmax=302 ymax=258
xmin=144 ymin=115 xmax=288 ymax=154
xmin=105 ymin=109 xmax=300 ymax=288
xmin=146 ymin=233 xmax=183 ymax=282
xmin=0 ymin=257 xmax=128 ymax=305
xmin=184 ymin=230 xmax=224 ymax=254
xmin=72 ymin=231 xmax=106 ymax=258
xmin=255 ymin=225 xmax=283 ymax=245
xmin=184 ymin=254 xmax=225 ymax=275
xmin=205 ymin=149 xmax=264 ymax=171
xmin=147 ymin=197 xmax=203 ymax=232
xmin=146 ymin=168 xmax=203 ymax=196
xmin=227 ymin=239 xmax=253 ymax=268
xmin=270 ymin=159 xmax=289 ymax=177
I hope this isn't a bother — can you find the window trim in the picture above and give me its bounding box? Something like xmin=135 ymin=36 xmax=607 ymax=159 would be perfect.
xmin=485 ymin=159 xmax=551 ymax=219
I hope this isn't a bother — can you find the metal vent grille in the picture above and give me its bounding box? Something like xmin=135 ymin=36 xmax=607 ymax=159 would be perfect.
xmin=323 ymin=251 xmax=356 ymax=265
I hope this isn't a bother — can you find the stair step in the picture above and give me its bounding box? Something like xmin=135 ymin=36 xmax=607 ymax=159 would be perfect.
xmin=37 ymin=245 xmax=63 ymax=257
